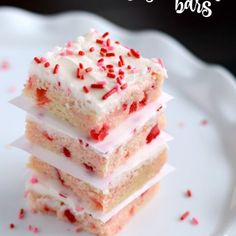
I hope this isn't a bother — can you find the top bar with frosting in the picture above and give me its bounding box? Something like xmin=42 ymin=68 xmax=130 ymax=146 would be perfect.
xmin=24 ymin=31 xmax=167 ymax=142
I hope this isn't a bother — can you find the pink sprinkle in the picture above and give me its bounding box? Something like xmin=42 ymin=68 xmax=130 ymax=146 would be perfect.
xmin=201 ymin=119 xmax=208 ymax=126
xmin=191 ymin=217 xmax=199 ymax=225
xmin=158 ymin=58 xmax=165 ymax=68
xmin=147 ymin=66 xmax=151 ymax=72
xmin=0 ymin=60 xmax=10 ymax=70
xmin=24 ymin=191 xmax=29 ymax=198
xmin=85 ymin=67 xmax=93 ymax=73
xmin=75 ymin=228 xmax=82 ymax=233
xmin=59 ymin=52 xmax=66 ymax=56
xmin=76 ymin=206 xmax=84 ymax=212
xmin=59 ymin=193 xmax=67 ymax=198
xmin=178 ymin=122 xmax=185 ymax=128
xmin=30 ymin=177 xmax=38 ymax=184
xmin=107 ymin=46 xmax=114 ymax=51
xmin=28 ymin=225 xmax=39 ymax=234
xmin=180 ymin=211 xmax=190 ymax=221
xmin=33 ymin=227 xmax=39 ymax=234
xmin=131 ymin=68 xmax=139 ymax=74
xmin=66 ymin=41 xmax=73 ymax=48
xmin=40 ymin=57 xmax=47 ymax=63
xmin=7 ymin=85 xmax=17 ymax=93
xmin=66 ymin=49 xmax=74 ymax=55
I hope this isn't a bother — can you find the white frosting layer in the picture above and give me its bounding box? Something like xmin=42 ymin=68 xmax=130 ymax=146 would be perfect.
xmin=12 ymin=132 xmax=172 ymax=192
xmin=29 ymin=31 xmax=167 ymax=115
xmin=26 ymin=164 xmax=175 ymax=223
xmin=10 ymin=92 xmax=172 ymax=155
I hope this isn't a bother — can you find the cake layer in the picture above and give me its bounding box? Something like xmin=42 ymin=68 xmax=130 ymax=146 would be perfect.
xmin=27 ymin=183 xmax=160 ymax=236
xmin=11 ymin=92 xmax=172 ymax=154
xmin=23 ymin=31 xmax=167 ymax=141
xmin=12 ymin=132 xmax=171 ymax=191
xmin=26 ymin=164 xmax=174 ymax=223
xmin=27 ymin=148 xmax=167 ymax=212
xmin=25 ymin=111 xmax=166 ymax=177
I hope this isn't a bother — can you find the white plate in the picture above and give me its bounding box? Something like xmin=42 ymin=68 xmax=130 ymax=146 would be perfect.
xmin=0 ymin=7 xmax=236 ymax=236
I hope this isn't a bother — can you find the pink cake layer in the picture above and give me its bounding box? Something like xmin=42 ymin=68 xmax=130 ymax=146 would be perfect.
xmin=27 ymin=183 xmax=159 ymax=236
xmin=27 ymin=147 xmax=167 ymax=213
xmin=23 ymin=31 xmax=167 ymax=141
xmin=25 ymin=112 xmax=166 ymax=177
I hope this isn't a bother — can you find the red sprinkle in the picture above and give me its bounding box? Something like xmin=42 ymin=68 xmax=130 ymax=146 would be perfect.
xmin=127 ymin=65 xmax=132 ymax=70
xmin=18 ymin=208 xmax=25 ymax=220
xmin=96 ymin=39 xmax=103 ymax=44
xmin=78 ymin=50 xmax=85 ymax=56
xmin=85 ymin=67 xmax=93 ymax=73
xmin=119 ymin=55 xmax=125 ymax=66
xmin=91 ymin=82 xmax=106 ymax=89
xmin=129 ymin=101 xmax=138 ymax=114
xmin=186 ymin=189 xmax=193 ymax=198
xmin=122 ymin=103 xmax=128 ymax=111
xmin=130 ymin=48 xmax=141 ymax=58
xmin=43 ymin=131 xmax=54 ymax=141
xmin=191 ymin=217 xmax=199 ymax=225
xmin=107 ymin=73 xmax=116 ymax=79
xmin=102 ymin=32 xmax=109 ymax=38
xmin=53 ymin=64 xmax=59 ymax=74
xmin=34 ymin=57 xmax=41 ymax=64
xmin=9 ymin=223 xmax=15 ymax=229
xmin=83 ymin=163 xmax=94 ymax=172
xmin=102 ymin=87 xmax=118 ymax=100
xmin=146 ymin=125 xmax=160 ymax=144
xmin=79 ymin=63 xmax=84 ymax=69
xmin=106 ymin=52 xmax=115 ymax=57
xmin=56 ymin=169 xmax=65 ymax=186
xmin=100 ymin=48 xmax=107 ymax=53
xmin=106 ymin=38 xmax=111 ymax=47
xmin=44 ymin=62 xmax=50 ymax=68
xmin=89 ymin=47 xmax=95 ymax=52
xmin=97 ymin=58 xmax=104 ymax=64
xmin=63 ymin=147 xmax=71 ymax=158
xmin=82 ymin=86 xmax=89 ymax=93
xmin=115 ymin=41 xmax=120 ymax=44
xmin=180 ymin=211 xmax=190 ymax=221
xmin=116 ymin=77 xmax=122 ymax=85
xmin=64 ymin=209 xmax=76 ymax=223
xmin=120 ymin=83 xmax=128 ymax=90
xmin=90 ymin=124 xmax=109 ymax=141
xmin=106 ymin=64 xmax=114 ymax=69
xmin=76 ymin=68 xmax=83 ymax=80
xmin=119 ymin=69 xmax=125 ymax=75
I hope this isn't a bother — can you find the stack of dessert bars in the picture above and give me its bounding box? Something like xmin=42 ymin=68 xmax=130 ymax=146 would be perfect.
xmin=12 ymin=31 xmax=173 ymax=236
